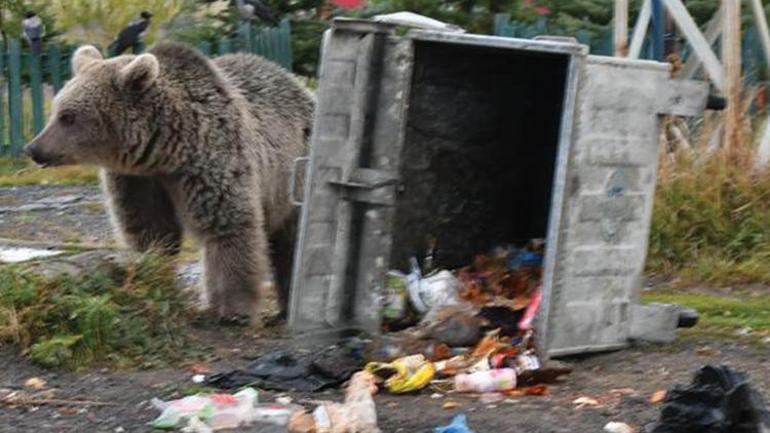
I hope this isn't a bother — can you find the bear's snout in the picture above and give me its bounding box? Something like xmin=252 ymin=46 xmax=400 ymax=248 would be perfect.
xmin=24 ymin=141 xmax=60 ymax=167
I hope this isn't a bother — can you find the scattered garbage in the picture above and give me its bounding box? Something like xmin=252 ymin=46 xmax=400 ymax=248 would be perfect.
xmin=365 ymin=335 xmax=452 ymax=363
xmin=206 ymin=340 xmax=362 ymax=391
xmin=192 ymin=375 xmax=206 ymax=384
xmin=288 ymin=371 xmax=381 ymax=433
xmin=442 ymin=401 xmax=461 ymax=410
xmin=454 ymin=369 xmax=517 ymax=393
xmin=152 ymin=387 xmax=303 ymax=431
xmin=200 ymin=241 xmax=564 ymax=431
xmin=425 ymin=308 xmax=485 ymax=347
xmin=23 ymin=377 xmax=47 ymax=390
xmin=0 ymin=246 xmax=62 ymax=263
xmin=572 ymin=396 xmax=601 ymax=409
xmin=371 ymin=11 xmax=465 ymax=33
xmin=649 ymin=390 xmax=666 ymax=404
xmin=366 ymin=354 xmax=435 ymax=393
xmin=151 ymin=388 xmax=257 ymax=430
xmin=647 ymin=365 xmax=770 ymax=433
xmin=603 ymin=421 xmax=634 ymax=433
xmin=434 ymin=414 xmax=476 ymax=433
xmin=406 ymin=258 xmax=463 ymax=314
xmin=382 ymin=271 xmax=417 ymax=329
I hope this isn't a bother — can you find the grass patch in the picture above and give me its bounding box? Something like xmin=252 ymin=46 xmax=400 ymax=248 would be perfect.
xmin=643 ymin=290 xmax=770 ymax=342
xmin=0 ymin=253 xmax=197 ymax=369
xmin=0 ymin=157 xmax=98 ymax=186
xmin=648 ymin=129 xmax=770 ymax=286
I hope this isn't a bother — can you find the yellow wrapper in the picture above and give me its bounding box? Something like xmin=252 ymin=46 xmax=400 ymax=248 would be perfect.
xmin=365 ymin=354 xmax=436 ymax=393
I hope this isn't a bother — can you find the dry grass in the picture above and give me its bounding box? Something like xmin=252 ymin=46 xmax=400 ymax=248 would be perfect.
xmin=0 ymin=157 xmax=98 ymax=186
xmin=648 ymin=88 xmax=770 ymax=287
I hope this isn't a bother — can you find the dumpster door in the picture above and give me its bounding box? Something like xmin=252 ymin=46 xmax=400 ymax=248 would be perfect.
xmin=540 ymin=56 xmax=707 ymax=357
xmin=289 ymin=21 xmax=413 ymax=333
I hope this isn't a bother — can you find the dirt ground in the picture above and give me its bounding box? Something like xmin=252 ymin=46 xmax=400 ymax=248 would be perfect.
xmin=1 ymin=185 xmax=769 ymax=433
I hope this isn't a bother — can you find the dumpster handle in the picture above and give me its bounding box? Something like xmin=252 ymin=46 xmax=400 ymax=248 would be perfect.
xmin=290 ymin=156 xmax=309 ymax=207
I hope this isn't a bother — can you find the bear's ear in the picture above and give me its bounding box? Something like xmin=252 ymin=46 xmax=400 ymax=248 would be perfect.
xmin=118 ymin=54 xmax=160 ymax=93
xmin=72 ymin=45 xmax=103 ymax=75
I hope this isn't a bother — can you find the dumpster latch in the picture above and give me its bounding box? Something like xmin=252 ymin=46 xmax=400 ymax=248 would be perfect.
xmin=328 ymin=168 xmax=399 ymax=206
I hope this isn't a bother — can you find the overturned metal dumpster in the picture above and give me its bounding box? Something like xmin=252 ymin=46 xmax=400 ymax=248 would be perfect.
xmin=289 ymin=18 xmax=709 ymax=357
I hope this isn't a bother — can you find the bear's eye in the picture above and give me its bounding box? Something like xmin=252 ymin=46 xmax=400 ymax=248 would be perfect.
xmin=59 ymin=112 xmax=76 ymax=126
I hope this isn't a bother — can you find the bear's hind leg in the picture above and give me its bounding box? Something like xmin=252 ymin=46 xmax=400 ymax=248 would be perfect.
xmin=204 ymin=230 xmax=271 ymax=324
xmin=101 ymin=172 xmax=183 ymax=255
xmin=269 ymin=218 xmax=297 ymax=322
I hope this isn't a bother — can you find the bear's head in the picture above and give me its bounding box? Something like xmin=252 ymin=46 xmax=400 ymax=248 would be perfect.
xmin=24 ymin=45 xmax=161 ymax=173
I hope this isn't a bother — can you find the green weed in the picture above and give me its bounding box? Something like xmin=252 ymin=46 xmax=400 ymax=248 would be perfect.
xmin=0 ymin=253 xmax=196 ymax=369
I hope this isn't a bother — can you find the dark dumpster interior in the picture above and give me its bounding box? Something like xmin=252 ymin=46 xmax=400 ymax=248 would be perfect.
xmin=390 ymin=40 xmax=571 ymax=269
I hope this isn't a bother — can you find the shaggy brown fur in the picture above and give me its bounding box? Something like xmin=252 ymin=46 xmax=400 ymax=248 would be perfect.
xmin=24 ymin=42 xmax=314 ymax=321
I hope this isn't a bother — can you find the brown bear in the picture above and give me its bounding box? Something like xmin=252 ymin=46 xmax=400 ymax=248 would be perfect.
xmin=24 ymin=42 xmax=314 ymax=323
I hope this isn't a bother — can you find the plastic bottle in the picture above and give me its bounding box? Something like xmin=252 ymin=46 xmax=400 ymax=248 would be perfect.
xmin=454 ymin=368 xmax=517 ymax=393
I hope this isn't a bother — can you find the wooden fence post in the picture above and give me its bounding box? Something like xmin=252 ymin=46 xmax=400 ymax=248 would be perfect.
xmin=47 ymin=44 xmax=63 ymax=94
xmin=197 ymin=41 xmax=212 ymax=56
xmin=28 ymin=52 xmax=44 ymax=135
xmin=218 ymin=38 xmax=232 ymax=55
xmin=239 ymin=21 xmax=252 ymax=52
xmin=722 ymin=0 xmax=742 ymax=153
xmin=8 ymin=39 xmax=23 ymax=152
xmin=614 ymin=0 xmax=629 ymax=56
xmin=0 ymin=42 xmax=5 ymax=150
xmin=629 ymin=0 xmax=652 ymax=59
xmin=283 ymin=19 xmax=293 ymax=71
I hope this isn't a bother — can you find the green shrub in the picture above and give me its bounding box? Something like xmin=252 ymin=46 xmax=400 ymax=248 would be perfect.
xmin=0 ymin=253 xmax=195 ymax=369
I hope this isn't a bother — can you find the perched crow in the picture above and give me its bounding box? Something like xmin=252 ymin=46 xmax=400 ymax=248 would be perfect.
xmin=109 ymin=11 xmax=153 ymax=56
xmin=233 ymin=0 xmax=279 ymax=26
xmin=22 ymin=11 xmax=45 ymax=55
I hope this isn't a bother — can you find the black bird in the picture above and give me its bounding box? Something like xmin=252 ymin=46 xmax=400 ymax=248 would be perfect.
xmin=233 ymin=0 xmax=279 ymax=26
xmin=109 ymin=11 xmax=153 ymax=56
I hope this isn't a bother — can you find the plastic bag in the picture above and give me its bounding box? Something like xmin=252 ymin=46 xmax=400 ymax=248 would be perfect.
xmin=434 ymin=414 xmax=476 ymax=433
xmin=406 ymin=258 xmax=462 ymax=313
xmin=151 ymin=388 xmax=258 ymax=430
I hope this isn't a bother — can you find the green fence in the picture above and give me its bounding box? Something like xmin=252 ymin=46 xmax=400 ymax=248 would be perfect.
xmin=494 ymin=13 xmax=769 ymax=85
xmin=0 ymin=19 xmax=292 ymax=156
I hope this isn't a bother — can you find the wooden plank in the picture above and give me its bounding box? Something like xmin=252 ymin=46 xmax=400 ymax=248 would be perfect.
xmin=614 ymin=0 xmax=629 ymax=56
xmin=629 ymin=0 xmax=652 ymax=59
xmin=749 ymin=0 xmax=770 ymax=68
xmin=663 ymin=0 xmax=725 ymax=92
xmin=722 ymin=0 xmax=741 ymax=151
xmin=28 ymin=52 xmax=44 ymax=135
xmin=8 ymin=39 xmax=23 ymax=152
xmin=681 ymin=6 xmax=722 ymax=79
xmin=47 ymin=44 xmax=63 ymax=94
